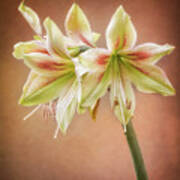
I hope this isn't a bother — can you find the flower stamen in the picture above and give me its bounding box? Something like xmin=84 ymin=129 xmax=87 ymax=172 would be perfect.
xmin=23 ymin=104 xmax=41 ymax=120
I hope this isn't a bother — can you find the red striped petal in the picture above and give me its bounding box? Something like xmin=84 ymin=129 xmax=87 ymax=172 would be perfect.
xmin=38 ymin=61 xmax=65 ymax=71
xmin=96 ymin=54 xmax=110 ymax=65
xmin=128 ymin=51 xmax=151 ymax=61
xmin=79 ymin=33 xmax=94 ymax=48
xmin=30 ymin=49 xmax=50 ymax=55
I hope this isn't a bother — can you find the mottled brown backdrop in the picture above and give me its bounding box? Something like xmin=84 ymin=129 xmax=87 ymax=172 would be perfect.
xmin=0 ymin=0 xmax=179 ymax=179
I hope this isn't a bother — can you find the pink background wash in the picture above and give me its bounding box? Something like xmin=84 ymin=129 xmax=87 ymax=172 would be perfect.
xmin=0 ymin=0 xmax=179 ymax=179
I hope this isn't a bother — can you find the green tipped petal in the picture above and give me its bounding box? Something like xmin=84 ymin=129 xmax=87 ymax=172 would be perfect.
xmin=18 ymin=2 xmax=42 ymax=35
xmin=122 ymin=59 xmax=175 ymax=96
xmin=65 ymin=3 xmax=92 ymax=44
xmin=19 ymin=72 xmax=75 ymax=106
xmin=106 ymin=5 xmax=137 ymax=51
xmin=43 ymin=17 xmax=69 ymax=59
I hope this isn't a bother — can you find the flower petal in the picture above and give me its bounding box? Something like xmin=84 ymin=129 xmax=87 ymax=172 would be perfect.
xmin=110 ymin=56 xmax=135 ymax=127
xmin=80 ymin=60 xmax=111 ymax=109
xmin=77 ymin=48 xmax=111 ymax=109
xmin=106 ymin=5 xmax=137 ymax=51
xmin=78 ymin=48 xmax=110 ymax=72
xmin=23 ymin=52 xmax=73 ymax=77
xmin=125 ymin=43 xmax=175 ymax=64
xmin=55 ymin=80 xmax=78 ymax=136
xmin=13 ymin=41 xmax=43 ymax=60
xmin=56 ymin=96 xmax=77 ymax=136
xmin=122 ymin=59 xmax=175 ymax=96
xmin=18 ymin=2 xmax=42 ymax=35
xmin=65 ymin=3 xmax=93 ymax=46
xmin=19 ymin=71 xmax=76 ymax=106
xmin=43 ymin=17 xmax=69 ymax=59
xmin=113 ymin=81 xmax=135 ymax=128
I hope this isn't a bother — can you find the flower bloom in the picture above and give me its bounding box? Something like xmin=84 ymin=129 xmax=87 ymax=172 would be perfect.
xmin=13 ymin=2 xmax=100 ymax=136
xmin=78 ymin=6 xmax=175 ymax=130
xmin=13 ymin=3 xmax=175 ymax=135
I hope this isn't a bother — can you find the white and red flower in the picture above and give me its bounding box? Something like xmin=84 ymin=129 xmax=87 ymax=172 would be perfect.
xmin=13 ymin=2 xmax=100 ymax=136
xmin=13 ymin=3 xmax=175 ymax=135
xmin=78 ymin=6 xmax=175 ymax=129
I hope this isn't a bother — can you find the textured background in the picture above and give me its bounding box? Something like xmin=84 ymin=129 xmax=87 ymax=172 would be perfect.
xmin=0 ymin=0 xmax=179 ymax=179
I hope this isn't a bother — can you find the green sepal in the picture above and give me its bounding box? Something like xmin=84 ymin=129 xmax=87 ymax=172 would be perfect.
xmin=68 ymin=46 xmax=90 ymax=57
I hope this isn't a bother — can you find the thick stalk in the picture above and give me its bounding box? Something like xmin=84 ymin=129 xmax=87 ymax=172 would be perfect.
xmin=125 ymin=120 xmax=148 ymax=180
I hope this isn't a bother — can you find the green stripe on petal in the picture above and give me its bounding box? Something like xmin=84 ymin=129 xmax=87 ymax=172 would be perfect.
xmin=19 ymin=72 xmax=75 ymax=106
xmin=78 ymin=48 xmax=111 ymax=109
xmin=18 ymin=2 xmax=42 ymax=35
xmin=122 ymin=59 xmax=175 ymax=96
xmin=65 ymin=3 xmax=92 ymax=44
xmin=80 ymin=61 xmax=111 ymax=108
xmin=110 ymin=56 xmax=135 ymax=127
xmin=120 ymin=79 xmax=135 ymax=122
xmin=106 ymin=5 xmax=137 ymax=51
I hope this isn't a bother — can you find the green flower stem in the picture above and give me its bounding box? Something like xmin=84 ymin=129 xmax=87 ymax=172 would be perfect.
xmin=125 ymin=120 xmax=148 ymax=180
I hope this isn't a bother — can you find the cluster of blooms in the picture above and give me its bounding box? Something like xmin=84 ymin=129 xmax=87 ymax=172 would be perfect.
xmin=13 ymin=2 xmax=175 ymax=137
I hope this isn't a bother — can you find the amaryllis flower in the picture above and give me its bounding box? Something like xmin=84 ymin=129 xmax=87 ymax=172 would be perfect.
xmin=78 ymin=5 xmax=175 ymax=129
xmin=13 ymin=2 xmax=99 ymax=136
